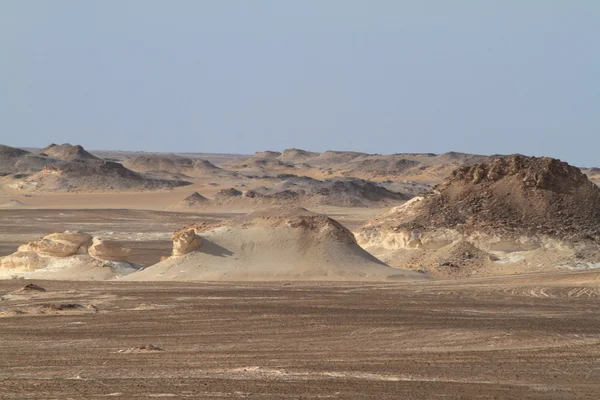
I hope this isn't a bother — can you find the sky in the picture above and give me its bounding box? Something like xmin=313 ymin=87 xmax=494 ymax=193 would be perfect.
xmin=1 ymin=1 xmax=599 ymax=166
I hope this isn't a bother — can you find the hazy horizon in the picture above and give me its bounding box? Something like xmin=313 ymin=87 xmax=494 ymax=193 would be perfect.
xmin=2 ymin=1 xmax=599 ymax=166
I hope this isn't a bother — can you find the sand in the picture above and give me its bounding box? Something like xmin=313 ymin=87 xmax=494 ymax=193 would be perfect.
xmin=123 ymin=208 xmax=427 ymax=282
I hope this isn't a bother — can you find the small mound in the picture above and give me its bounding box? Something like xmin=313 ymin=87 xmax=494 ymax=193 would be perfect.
xmin=122 ymin=207 xmax=427 ymax=282
xmin=168 ymin=192 xmax=211 ymax=210
xmin=0 ymin=200 xmax=26 ymax=207
xmin=215 ymin=188 xmax=243 ymax=199
xmin=39 ymin=143 xmax=99 ymax=161
xmin=1 ymin=303 xmax=98 ymax=317
xmin=118 ymin=344 xmax=164 ymax=353
xmin=10 ymin=283 xmax=47 ymax=294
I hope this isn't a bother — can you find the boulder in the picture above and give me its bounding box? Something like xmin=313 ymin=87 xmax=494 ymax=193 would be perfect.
xmin=88 ymin=237 xmax=131 ymax=262
xmin=172 ymin=226 xmax=203 ymax=256
xmin=17 ymin=231 xmax=92 ymax=257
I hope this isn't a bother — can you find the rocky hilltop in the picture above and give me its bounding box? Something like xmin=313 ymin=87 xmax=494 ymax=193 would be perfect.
xmin=357 ymin=155 xmax=600 ymax=278
xmin=39 ymin=143 xmax=99 ymax=161
xmin=0 ymin=145 xmax=56 ymax=175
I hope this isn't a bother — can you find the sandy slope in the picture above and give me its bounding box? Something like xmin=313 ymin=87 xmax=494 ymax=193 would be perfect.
xmin=123 ymin=208 xmax=427 ymax=282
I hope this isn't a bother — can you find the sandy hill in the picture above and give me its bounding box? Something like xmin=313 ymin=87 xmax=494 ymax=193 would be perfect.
xmin=357 ymin=155 xmax=600 ymax=278
xmin=19 ymin=160 xmax=192 ymax=192
xmin=122 ymin=207 xmax=427 ymax=282
xmin=39 ymin=143 xmax=99 ymax=161
xmin=0 ymin=145 xmax=56 ymax=176
xmin=123 ymin=154 xmax=238 ymax=178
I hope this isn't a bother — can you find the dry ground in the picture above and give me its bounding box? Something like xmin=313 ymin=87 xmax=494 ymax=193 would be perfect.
xmin=1 ymin=275 xmax=600 ymax=399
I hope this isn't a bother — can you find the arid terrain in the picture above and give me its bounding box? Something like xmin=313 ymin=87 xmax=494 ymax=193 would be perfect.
xmin=1 ymin=144 xmax=600 ymax=398
xmin=1 ymin=276 xmax=600 ymax=399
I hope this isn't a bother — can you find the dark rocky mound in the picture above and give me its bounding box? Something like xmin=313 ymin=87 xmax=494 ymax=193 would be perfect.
xmin=215 ymin=188 xmax=243 ymax=199
xmin=184 ymin=192 xmax=209 ymax=203
xmin=396 ymin=155 xmax=600 ymax=240
xmin=0 ymin=144 xmax=28 ymax=159
xmin=25 ymin=160 xmax=192 ymax=191
xmin=0 ymin=145 xmax=55 ymax=175
xmin=40 ymin=143 xmax=99 ymax=161
xmin=10 ymin=283 xmax=47 ymax=294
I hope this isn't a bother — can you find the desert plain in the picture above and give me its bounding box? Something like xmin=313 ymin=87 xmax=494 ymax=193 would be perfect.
xmin=1 ymin=144 xmax=600 ymax=399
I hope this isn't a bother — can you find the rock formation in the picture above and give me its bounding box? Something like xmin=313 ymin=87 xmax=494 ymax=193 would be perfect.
xmin=357 ymin=155 xmax=600 ymax=278
xmin=172 ymin=225 xmax=204 ymax=256
xmin=122 ymin=207 xmax=428 ymax=282
xmin=88 ymin=237 xmax=131 ymax=262
xmin=39 ymin=143 xmax=99 ymax=161
xmin=0 ymin=231 xmax=140 ymax=280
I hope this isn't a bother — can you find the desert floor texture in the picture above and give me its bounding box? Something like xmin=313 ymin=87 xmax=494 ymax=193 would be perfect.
xmin=2 ymin=276 xmax=600 ymax=399
xmin=2 ymin=146 xmax=600 ymax=398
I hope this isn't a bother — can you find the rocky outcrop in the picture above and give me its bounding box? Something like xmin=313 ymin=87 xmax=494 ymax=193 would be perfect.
xmin=39 ymin=143 xmax=99 ymax=161
xmin=0 ymin=251 xmax=41 ymax=271
xmin=357 ymin=155 xmax=600 ymax=278
xmin=0 ymin=231 xmax=139 ymax=279
xmin=17 ymin=231 xmax=92 ymax=257
xmin=88 ymin=238 xmax=131 ymax=262
xmin=172 ymin=225 xmax=203 ymax=256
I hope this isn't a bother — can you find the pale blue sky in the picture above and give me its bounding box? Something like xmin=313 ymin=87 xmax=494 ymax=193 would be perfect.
xmin=1 ymin=1 xmax=599 ymax=165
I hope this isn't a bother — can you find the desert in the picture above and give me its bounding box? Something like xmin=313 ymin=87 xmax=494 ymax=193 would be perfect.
xmin=1 ymin=143 xmax=600 ymax=399
xmin=3 ymin=2 xmax=599 ymax=398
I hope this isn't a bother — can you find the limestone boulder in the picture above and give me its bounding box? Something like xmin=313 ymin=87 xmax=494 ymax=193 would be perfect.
xmin=17 ymin=231 xmax=92 ymax=257
xmin=88 ymin=237 xmax=131 ymax=262
xmin=172 ymin=227 xmax=203 ymax=256
xmin=0 ymin=251 xmax=43 ymax=271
